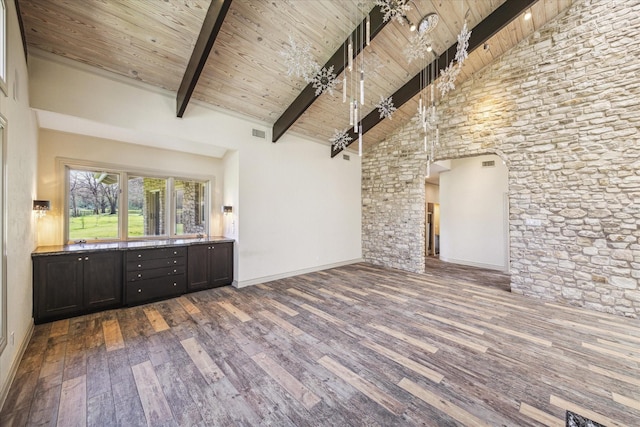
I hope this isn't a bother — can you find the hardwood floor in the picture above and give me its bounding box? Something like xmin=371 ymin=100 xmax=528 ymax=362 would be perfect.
xmin=2 ymin=262 xmax=640 ymax=426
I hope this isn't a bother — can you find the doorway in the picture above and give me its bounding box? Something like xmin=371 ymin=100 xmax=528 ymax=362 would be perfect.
xmin=426 ymin=202 xmax=440 ymax=257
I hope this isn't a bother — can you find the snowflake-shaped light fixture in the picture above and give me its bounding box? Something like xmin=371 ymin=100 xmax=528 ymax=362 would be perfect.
xmin=280 ymin=35 xmax=319 ymax=82
xmin=455 ymin=21 xmax=471 ymax=64
xmin=404 ymin=31 xmax=433 ymax=63
xmin=375 ymin=95 xmax=397 ymax=120
xmin=437 ymin=60 xmax=461 ymax=98
xmin=363 ymin=50 xmax=385 ymax=74
xmin=311 ymin=66 xmax=338 ymax=96
xmin=329 ymin=128 xmax=353 ymax=151
xmin=375 ymin=0 xmax=411 ymax=25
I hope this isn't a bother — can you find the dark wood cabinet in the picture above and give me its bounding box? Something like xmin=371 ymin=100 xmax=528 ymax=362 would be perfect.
xmin=125 ymin=247 xmax=186 ymax=305
xmin=33 ymin=251 xmax=122 ymax=324
xmin=84 ymin=251 xmax=123 ymax=310
xmin=33 ymin=239 xmax=233 ymax=322
xmin=188 ymin=242 xmax=233 ymax=291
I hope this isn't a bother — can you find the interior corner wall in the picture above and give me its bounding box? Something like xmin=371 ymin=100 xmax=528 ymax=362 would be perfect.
xmin=434 ymin=0 xmax=639 ymax=316
xmin=0 ymin=0 xmax=39 ymax=408
xmin=236 ymin=134 xmax=362 ymax=286
xmin=439 ymin=155 xmax=508 ymax=271
xmin=362 ymin=126 xmax=428 ymax=273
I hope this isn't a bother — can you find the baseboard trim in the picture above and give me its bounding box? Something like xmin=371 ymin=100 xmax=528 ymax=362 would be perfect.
xmin=234 ymin=258 xmax=364 ymax=288
xmin=438 ymin=257 xmax=508 ymax=273
xmin=0 ymin=319 xmax=35 ymax=411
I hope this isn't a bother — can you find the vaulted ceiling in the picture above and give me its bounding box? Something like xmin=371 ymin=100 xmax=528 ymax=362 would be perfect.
xmin=17 ymin=0 xmax=574 ymax=154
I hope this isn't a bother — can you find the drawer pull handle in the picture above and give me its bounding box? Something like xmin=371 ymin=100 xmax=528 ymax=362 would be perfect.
xmin=173 ymin=269 xmax=177 ymax=273
xmin=174 ymin=260 xmax=177 ymax=264
xmin=137 ymin=274 xmax=142 ymax=278
xmin=138 ymin=254 xmax=142 ymax=258
xmin=138 ymin=264 xmax=142 ymax=268
xmin=78 ymin=257 xmax=82 ymax=261
xmin=174 ymin=251 xmax=177 ymax=255
xmin=173 ymin=283 xmax=177 ymax=286
xmin=85 ymin=257 xmax=89 ymax=261
xmin=138 ymin=289 xmax=142 ymax=293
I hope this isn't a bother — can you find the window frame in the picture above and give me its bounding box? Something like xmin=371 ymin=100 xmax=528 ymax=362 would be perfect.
xmin=61 ymin=159 xmax=211 ymax=244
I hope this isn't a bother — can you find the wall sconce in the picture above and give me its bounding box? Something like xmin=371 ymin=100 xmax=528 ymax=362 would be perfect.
xmin=33 ymin=200 xmax=51 ymax=218
xmin=222 ymin=205 xmax=233 ymax=215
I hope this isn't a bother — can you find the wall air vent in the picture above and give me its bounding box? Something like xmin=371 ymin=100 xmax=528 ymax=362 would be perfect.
xmin=482 ymin=160 xmax=496 ymax=167
xmin=343 ymin=154 xmax=350 ymax=161
xmin=252 ymin=129 xmax=266 ymax=139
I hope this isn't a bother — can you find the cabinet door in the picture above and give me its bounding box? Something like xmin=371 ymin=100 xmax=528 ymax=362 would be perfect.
xmin=187 ymin=244 xmax=210 ymax=291
xmin=84 ymin=251 xmax=123 ymax=310
xmin=210 ymin=243 xmax=233 ymax=287
xmin=34 ymin=255 xmax=84 ymax=323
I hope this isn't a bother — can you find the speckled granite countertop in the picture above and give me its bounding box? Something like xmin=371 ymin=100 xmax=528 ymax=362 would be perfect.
xmin=32 ymin=237 xmax=234 ymax=256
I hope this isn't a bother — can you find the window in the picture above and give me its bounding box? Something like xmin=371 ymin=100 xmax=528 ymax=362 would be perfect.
xmin=65 ymin=164 xmax=209 ymax=243
xmin=174 ymin=179 xmax=207 ymax=236
xmin=128 ymin=175 xmax=167 ymax=238
xmin=68 ymin=168 xmax=120 ymax=241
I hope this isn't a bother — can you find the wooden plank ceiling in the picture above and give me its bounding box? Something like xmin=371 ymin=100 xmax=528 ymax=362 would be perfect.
xmin=18 ymin=0 xmax=574 ymax=153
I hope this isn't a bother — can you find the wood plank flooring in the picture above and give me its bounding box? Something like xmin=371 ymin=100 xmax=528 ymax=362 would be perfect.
xmin=2 ymin=261 xmax=640 ymax=426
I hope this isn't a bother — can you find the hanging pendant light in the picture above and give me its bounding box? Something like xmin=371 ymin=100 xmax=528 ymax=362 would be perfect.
xmin=360 ymin=70 xmax=365 ymax=105
xmin=342 ymin=75 xmax=347 ymax=103
xmin=353 ymin=101 xmax=358 ymax=133
xmin=349 ymin=97 xmax=354 ymax=125
xmin=348 ymin=37 xmax=353 ymax=72
xmin=366 ymin=14 xmax=371 ymax=45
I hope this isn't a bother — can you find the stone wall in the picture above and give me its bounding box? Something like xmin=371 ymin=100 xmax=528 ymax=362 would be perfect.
xmin=180 ymin=181 xmax=206 ymax=235
xmin=362 ymin=124 xmax=428 ymax=273
xmin=362 ymin=0 xmax=640 ymax=316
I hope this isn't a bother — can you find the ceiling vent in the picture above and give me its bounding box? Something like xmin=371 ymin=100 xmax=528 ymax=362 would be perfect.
xmin=343 ymin=154 xmax=350 ymax=161
xmin=482 ymin=160 xmax=496 ymax=168
xmin=252 ymin=129 xmax=266 ymax=139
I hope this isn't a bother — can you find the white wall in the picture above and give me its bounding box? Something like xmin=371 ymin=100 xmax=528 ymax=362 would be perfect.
xmin=425 ymin=183 xmax=439 ymax=204
xmin=36 ymin=130 xmax=225 ymax=246
xmin=0 ymin=0 xmax=40 ymax=408
xmin=222 ymin=150 xmax=239 ymax=285
xmin=439 ymin=154 xmax=508 ymax=271
xmin=28 ymin=54 xmax=362 ymax=287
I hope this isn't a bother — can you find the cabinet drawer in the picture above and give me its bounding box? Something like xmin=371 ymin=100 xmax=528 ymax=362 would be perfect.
xmin=126 ymin=275 xmax=186 ymax=305
xmin=126 ymin=257 xmax=184 ymax=271
xmin=126 ymin=265 xmax=185 ymax=282
xmin=126 ymin=247 xmax=186 ymax=261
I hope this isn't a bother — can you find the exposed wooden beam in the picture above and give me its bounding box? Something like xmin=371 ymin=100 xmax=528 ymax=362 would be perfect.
xmin=272 ymin=6 xmax=389 ymax=143
xmin=331 ymin=0 xmax=538 ymax=157
xmin=176 ymin=0 xmax=232 ymax=117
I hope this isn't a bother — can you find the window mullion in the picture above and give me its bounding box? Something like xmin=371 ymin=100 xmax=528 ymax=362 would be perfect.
xmin=168 ymin=177 xmax=175 ymax=238
xmin=121 ymin=172 xmax=128 ymax=241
